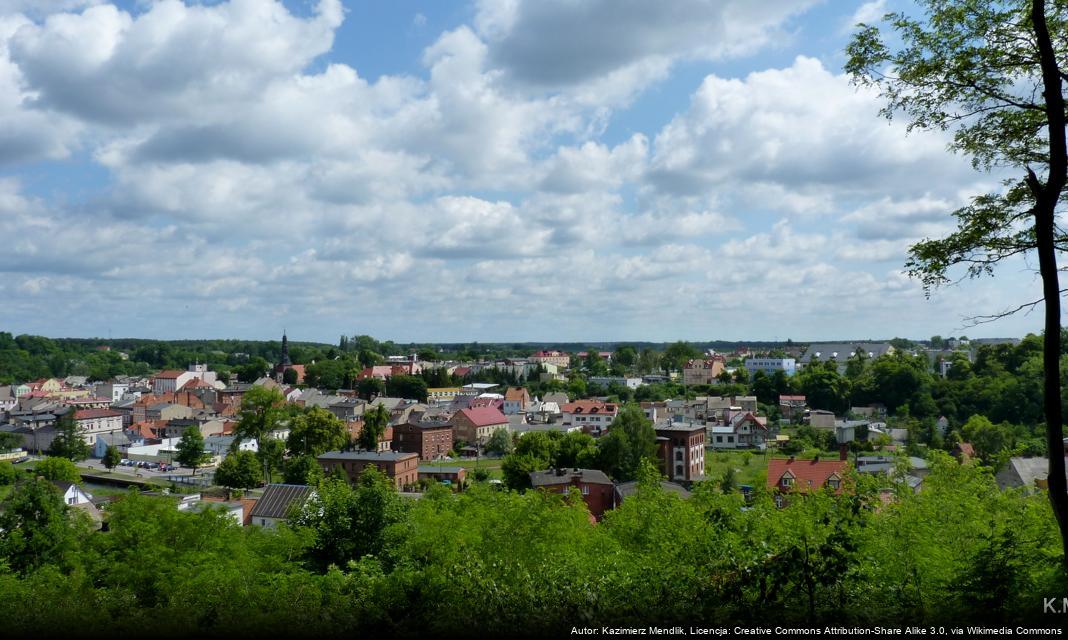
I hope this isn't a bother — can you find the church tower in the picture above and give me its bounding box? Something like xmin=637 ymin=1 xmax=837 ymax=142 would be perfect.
xmin=280 ymin=331 xmax=292 ymax=367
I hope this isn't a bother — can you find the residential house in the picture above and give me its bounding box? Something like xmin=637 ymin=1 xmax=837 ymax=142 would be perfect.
xmin=529 ymin=467 xmax=615 ymax=521
xmin=708 ymin=412 xmax=769 ymax=450
xmin=778 ymin=395 xmax=806 ymax=420
xmin=560 ymin=400 xmax=619 ymax=437
xmin=450 ymin=406 xmax=509 ymax=445
xmin=502 ymin=387 xmax=530 ymax=415
xmin=807 ymin=409 xmax=836 ymax=429
xmin=427 ymin=387 xmax=460 ymax=404
xmin=614 ymin=480 xmax=691 ymax=505
xmin=996 ymin=456 xmax=1068 ymax=491
xmin=767 ymin=456 xmax=850 ymax=505
xmin=317 ymin=450 xmax=420 ymax=489
xmin=654 ymin=420 xmax=706 ymax=482
xmin=248 ymin=484 xmax=316 ymax=528
xmin=683 ymin=357 xmax=726 ymax=385
xmin=529 ymin=350 xmax=570 ymax=369
xmin=73 ymin=409 xmax=124 ymax=447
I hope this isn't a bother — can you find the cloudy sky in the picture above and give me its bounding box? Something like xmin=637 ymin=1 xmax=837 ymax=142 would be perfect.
xmin=0 ymin=0 xmax=1046 ymax=343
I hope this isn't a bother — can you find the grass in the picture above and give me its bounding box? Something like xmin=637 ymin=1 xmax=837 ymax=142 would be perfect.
xmin=704 ymin=450 xmax=769 ymax=487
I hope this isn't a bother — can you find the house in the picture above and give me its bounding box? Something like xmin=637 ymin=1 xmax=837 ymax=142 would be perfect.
xmin=145 ymin=402 xmax=195 ymax=423
xmin=529 ymin=350 xmax=571 ymax=368
xmin=723 ymin=412 xmax=769 ymax=449
xmin=248 ymin=484 xmax=316 ymax=528
xmin=614 ymin=480 xmax=691 ymax=504
xmin=745 ymin=357 xmax=796 ymax=377
xmin=588 ymin=376 xmax=643 ymax=390
xmin=654 ymin=420 xmax=706 ymax=482
xmin=317 ymin=450 xmax=420 ymax=489
xmin=807 ymin=410 xmax=836 ymax=429
xmin=560 ymin=400 xmax=619 ymax=437
xmin=418 ymin=465 xmax=466 ymax=487
xmin=427 ymin=387 xmax=460 ymax=404
xmin=952 ymin=441 xmax=976 ymax=462
xmin=683 ymin=358 xmax=726 ymax=385
xmin=450 ymin=406 xmax=509 ymax=445
xmin=767 ymin=456 xmax=850 ymax=503
xmin=779 ymin=395 xmax=806 ymax=420
xmin=73 ymin=409 xmax=124 ymax=447
xmin=93 ymin=431 xmax=132 ymax=457
xmin=393 ymin=416 xmax=454 ymax=461
xmin=996 ymin=456 xmax=1068 ymax=491
xmin=502 ymin=387 xmax=530 ymax=415
xmin=529 ymin=468 xmax=615 ymax=521
xmin=55 ymin=481 xmax=93 ymax=506
xmin=0 ymin=386 xmax=18 ymax=413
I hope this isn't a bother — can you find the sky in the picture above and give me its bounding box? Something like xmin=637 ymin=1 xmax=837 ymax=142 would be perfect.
xmin=0 ymin=0 xmax=1049 ymax=344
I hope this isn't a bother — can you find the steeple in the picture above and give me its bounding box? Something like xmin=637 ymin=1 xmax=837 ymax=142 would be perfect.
xmin=281 ymin=330 xmax=292 ymax=367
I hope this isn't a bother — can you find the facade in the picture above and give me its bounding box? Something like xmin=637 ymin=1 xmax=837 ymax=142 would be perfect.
xmin=588 ymin=376 xmax=643 ymax=390
xmin=427 ymin=387 xmax=460 ymax=404
xmin=779 ymin=395 xmax=806 ymax=419
xmin=393 ymin=420 xmax=454 ymax=461
xmin=529 ymin=351 xmax=570 ymax=368
xmin=560 ymin=400 xmax=619 ymax=437
xmin=529 ymin=468 xmax=615 ymax=520
xmin=798 ymin=343 xmax=895 ymax=374
xmin=502 ymin=387 xmax=530 ymax=415
xmin=682 ymin=358 xmax=726 ymax=386
xmin=450 ymin=406 xmax=509 ymax=445
xmin=654 ymin=421 xmax=706 ymax=482
xmin=317 ymin=450 xmax=420 ymax=489
xmin=73 ymin=409 xmax=124 ymax=447
xmin=744 ymin=357 xmax=796 ymax=377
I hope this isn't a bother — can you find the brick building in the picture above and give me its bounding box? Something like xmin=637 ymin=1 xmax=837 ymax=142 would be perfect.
xmin=450 ymin=406 xmax=509 ymax=445
xmin=316 ymin=450 xmax=419 ymax=489
xmin=654 ymin=420 xmax=706 ymax=483
xmin=393 ymin=419 xmax=453 ymax=461
xmin=529 ymin=467 xmax=615 ymax=521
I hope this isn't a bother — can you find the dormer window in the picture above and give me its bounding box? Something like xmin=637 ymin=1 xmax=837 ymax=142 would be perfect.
xmin=780 ymin=472 xmax=795 ymax=488
xmin=827 ymin=475 xmax=841 ymax=490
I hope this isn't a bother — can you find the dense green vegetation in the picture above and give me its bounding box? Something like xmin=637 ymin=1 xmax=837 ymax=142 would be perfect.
xmin=0 ymin=457 xmax=1061 ymax=635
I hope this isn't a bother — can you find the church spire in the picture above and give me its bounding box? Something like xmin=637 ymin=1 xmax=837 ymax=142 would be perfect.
xmin=281 ymin=330 xmax=291 ymax=367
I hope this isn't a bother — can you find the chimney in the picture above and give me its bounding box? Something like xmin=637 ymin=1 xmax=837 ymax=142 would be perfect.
xmin=813 ymin=455 xmax=820 ymax=463
xmin=787 ymin=455 xmax=795 ymax=463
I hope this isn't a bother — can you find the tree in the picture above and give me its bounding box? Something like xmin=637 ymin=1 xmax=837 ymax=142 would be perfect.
xmin=615 ymin=345 xmax=638 ymax=368
xmin=0 ymin=461 xmax=16 ymax=485
xmin=49 ymin=411 xmax=90 ymax=462
xmin=213 ymin=450 xmax=261 ymax=494
xmin=231 ymin=386 xmax=285 ymax=449
xmin=287 ymin=406 xmax=348 ymax=456
xmin=848 ymin=0 xmax=1068 ymax=566
xmin=484 ymin=428 xmax=514 ymax=456
xmin=356 ymin=377 xmax=385 ymax=400
xmin=102 ymin=445 xmax=122 ymax=472
xmin=661 ymin=341 xmax=700 ymax=373
xmin=595 ymin=405 xmax=658 ymax=482
xmin=33 ymin=456 xmax=80 ymax=484
xmin=0 ymin=476 xmax=77 ymax=573
xmin=359 ymin=404 xmax=390 ymax=451
xmin=720 ymin=467 xmax=737 ymax=494
xmin=256 ymin=437 xmax=286 ymax=484
xmin=174 ymin=426 xmax=209 ymax=475
xmin=282 ymin=367 xmax=299 ymax=385
xmin=0 ymin=431 xmax=22 ymax=452
xmin=386 ymin=375 xmax=428 ymax=402
xmin=283 ymin=454 xmax=324 ymax=485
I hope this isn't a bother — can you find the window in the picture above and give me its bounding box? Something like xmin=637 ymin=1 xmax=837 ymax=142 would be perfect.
xmin=827 ymin=478 xmax=840 ymax=490
xmin=581 ymin=485 xmax=590 ymax=495
xmin=716 ymin=436 xmax=722 ymax=443
xmin=68 ymin=497 xmax=76 ymax=505
xmin=781 ymin=476 xmax=794 ymax=487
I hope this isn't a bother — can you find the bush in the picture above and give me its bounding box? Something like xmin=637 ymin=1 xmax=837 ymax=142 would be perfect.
xmin=0 ymin=461 xmax=15 ymax=485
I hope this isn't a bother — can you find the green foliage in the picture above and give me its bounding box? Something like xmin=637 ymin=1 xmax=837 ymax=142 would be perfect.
xmin=359 ymin=404 xmax=390 ymax=451
xmin=0 ymin=476 xmax=81 ymax=574
xmin=232 ymin=386 xmax=285 ymax=448
xmin=33 ymin=457 xmax=81 ymax=484
xmin=102 ymin=445 xmax=122 ymax=472
xmin=174 ymin=426 xmax=209 ymax=474
xmin=595 ymin=405 xmax=658 ymax=482
xmin=0 ymin=461 xmax=16 ymax=485
xmin=290 ymin=468 xmax=407 ymax=571
xmin=256 ymin=438 xmax=286 ymax=483
xmin=49 ymin=412 xmax=91 ymax=462
xmin=483 ymin=428 xmax=513 ymax=456
xmin=282 ymin=455 xmax=323 ymax=486
xmin=213 ymin=450 xmax=261 ymax=493
xmin=287 ymin=406 xmax=348 ymax=456
xmin=385 ymin=375 xmax=428 ymax=402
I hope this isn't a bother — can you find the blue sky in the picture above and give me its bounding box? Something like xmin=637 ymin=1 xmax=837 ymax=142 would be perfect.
xmin=0 ymin=0 xmax=1046 ymax=343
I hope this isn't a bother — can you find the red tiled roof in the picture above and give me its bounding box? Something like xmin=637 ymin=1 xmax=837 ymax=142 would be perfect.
xmin=561 ymin=400 xmax=618 ymax=415
xmin=504 ymin=387 xmax=529 ymax=402
xmin=153 ymin=370 xmax=185 ymax=379
xmin=74 ymin=409 xmax=123 ymax=420
xmin=779 ymin=395 xmax=806 ymax=402
xmin=457 ymin=406 xmax=508 ymax=427
xmin=767 ymin=458 xmax=848 ymax=494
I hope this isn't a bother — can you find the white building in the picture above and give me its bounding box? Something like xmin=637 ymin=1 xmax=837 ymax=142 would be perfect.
xmin=74 ymin=409 xmax=125 ymax=447
xmin=744 ymin=357 xmax=797 ymax=377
